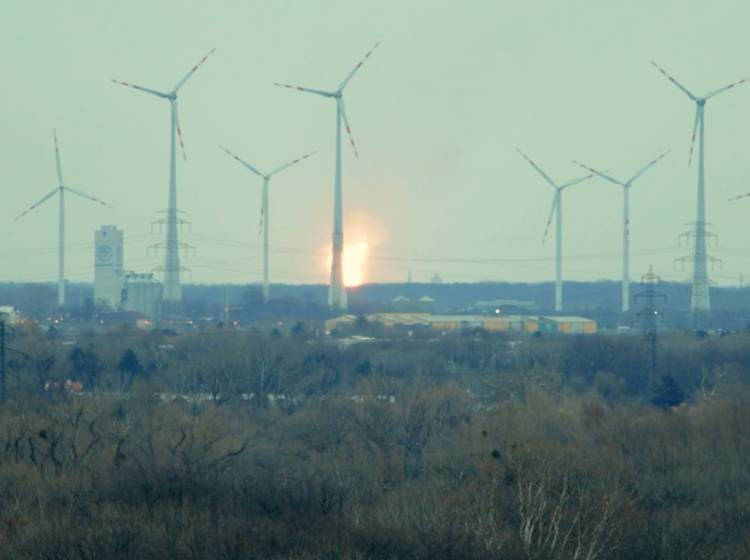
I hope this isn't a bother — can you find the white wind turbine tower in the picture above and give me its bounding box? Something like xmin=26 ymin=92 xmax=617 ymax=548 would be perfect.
xmin=219 ymin=146 xmax=316 ymax=302
xmin=112 ymin=49 xmax=215 ymax=304
xmin=517 ymin=149 xmax=593 ymax=312
xmin=575 ymin=150 xmax=670 ymax=313
xmin=15 ymin=131 xmax=112 ymax=307
xmin=652 ymin=61 xmax=750 ymax=314
xmin=274 ymin=42 xmax=379 ymax=311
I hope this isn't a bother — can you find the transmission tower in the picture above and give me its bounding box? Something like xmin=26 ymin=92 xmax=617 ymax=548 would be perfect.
xmin=635 ymin=266 xmax=667 ymax=389
xmin=675 ymin=222 xmax=720 ymax=319
xmin=150 ymin=210 xmax=195 ymax=316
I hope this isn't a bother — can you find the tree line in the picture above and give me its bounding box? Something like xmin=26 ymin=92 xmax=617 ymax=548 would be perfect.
xmin=0 ymin=325 xmax=748 ymax=558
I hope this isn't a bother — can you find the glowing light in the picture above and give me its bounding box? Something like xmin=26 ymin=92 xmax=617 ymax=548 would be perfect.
xmin=326 ymin=241 xmax=370 ymax=287
xmin=343 ymin=241 xmax=369 ymax=287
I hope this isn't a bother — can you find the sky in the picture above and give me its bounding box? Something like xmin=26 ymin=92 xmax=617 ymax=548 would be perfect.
xmin=2 ymin=0 xmax=750 ymax=288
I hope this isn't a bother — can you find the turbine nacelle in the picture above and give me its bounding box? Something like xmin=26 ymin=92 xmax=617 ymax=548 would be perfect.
xmin=112 ymin=49 xmax=215 ymax=161
xmin=574 ymin=150 xmax=670 ymax=188
xmin=219 ymin=144 xmax=317 ymax=183
xmin=652 ymin=61 xmax=749 ymax=166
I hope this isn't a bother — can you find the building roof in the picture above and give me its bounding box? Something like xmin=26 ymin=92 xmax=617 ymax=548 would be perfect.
xmin=541 ymin=316 xmax=596 ymax=323
xmin=368 ymin=313 xmax=431 ymax=325
xmin=427 ymin=315 xmax=484 ymax=323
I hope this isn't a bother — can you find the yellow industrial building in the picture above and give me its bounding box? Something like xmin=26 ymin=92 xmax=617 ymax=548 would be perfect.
xmin=325 ymin=313 xmax=596 ymax=335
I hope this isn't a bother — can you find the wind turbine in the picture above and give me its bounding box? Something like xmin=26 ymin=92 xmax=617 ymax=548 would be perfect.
xmin=517 ymin=148 xmax=593 ymax=312
xmin=112 ymin=48 xmax=215 ymax=304
xmin=575 ymin=150 xmax=670 ymax=313
xmin=274 ymin=42 xmax=379 ymax=311
xmin=219 ymin=146 xmax=316 ymax=302
xmin=652 ymin=61 xmax=750 ymax=314
xmin=15 ymin=131 xmax=112 ymax=307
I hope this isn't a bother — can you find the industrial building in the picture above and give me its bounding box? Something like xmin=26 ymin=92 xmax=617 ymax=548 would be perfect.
xmin=94 ymin=225 xmax=125 ymax=308
xmin=325 ymin=313 xmax=596 ymax=335
xmin=93 ymin=225 xmax=164 ymax=322
xmin=538 ymin=316 xmax=597 ymax=334
xmin=123 ymin=273 xmax=163 ymax=321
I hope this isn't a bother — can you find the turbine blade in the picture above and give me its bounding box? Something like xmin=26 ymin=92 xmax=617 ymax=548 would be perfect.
xmin=339 ymin=99 xmax=358 ymax=158
xmin=516 ymin=148 xmax=557 ymax=189
xmin=572 ymin=161 xmax=623 ymax=186
xmin=272 ymin=82 xmax=334 ymax=97
xmin=705 ymin=75 xmax=750 ymax=99
xmin=111 ymin=79 xmax=169 ymax=98
xmin=729 ymin=192 xmax=750 ymax=202
xmin=338 ymin=41 xmax=380 ymax=91
xmin=627 ymin=149 xmax=671 ymax=183
xmin=53 ymin=129 xmax=64 ymax=185
xmin=64 ymin=186 xmax=113 ymax=208
xmin=542 ymin=196 xmax=558 ymax=244
xmin=559 ymin=173 xmax=594 ymax=189
xmin=269 ymin=151 xmax=317 ymax=176
xmin=174 ymin=103 xmax=187 ymax=160
xmin=688 ymin=106 xmax=700 ymax=167
xmin=651 ymin=61 xmax=698 ymax=101
xmin=219 ymin=145 xmax=264 ymax=177
xmin=173 ymin=48 xmax=216 ymax=93
xmin=15 ymin=187 xmax=59 ymax=221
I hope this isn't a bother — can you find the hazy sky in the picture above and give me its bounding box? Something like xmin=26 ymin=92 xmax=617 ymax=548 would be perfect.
xmin=3 ymin=1 xmax=750 ymax=287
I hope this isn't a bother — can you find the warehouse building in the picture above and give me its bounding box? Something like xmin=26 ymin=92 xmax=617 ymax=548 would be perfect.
xmin=325 ymin=313 xmax=596 ymax=335
xmin=538 ymin=316 xmax=597 ymax=334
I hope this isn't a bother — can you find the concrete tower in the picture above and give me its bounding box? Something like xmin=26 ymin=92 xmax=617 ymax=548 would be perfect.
xmin=94 ymin=225 xmax=125 ymax=309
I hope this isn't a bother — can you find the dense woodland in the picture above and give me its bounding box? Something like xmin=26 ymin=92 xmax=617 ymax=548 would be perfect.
xmin=0 ymin=322 xmax=748 ymax=558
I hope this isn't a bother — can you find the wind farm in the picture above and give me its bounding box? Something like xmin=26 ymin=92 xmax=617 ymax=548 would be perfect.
xmin=4 ymin=10 xmax=750 ymax=330
xmin=6 ymin=6 xmax=750 ymax=557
